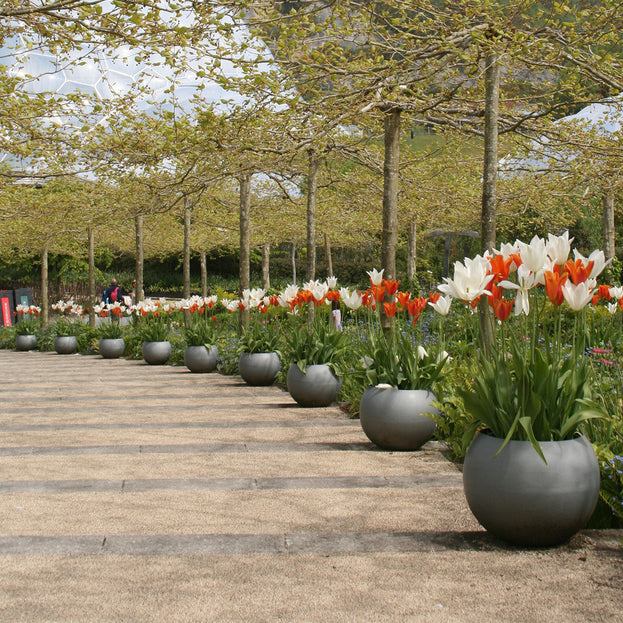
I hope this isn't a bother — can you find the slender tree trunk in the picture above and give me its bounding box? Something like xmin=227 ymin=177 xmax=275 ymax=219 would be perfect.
xmin=87 ymin=227 xmax=96 ymax=328
xmin=182 ymin=197 xmax=192 ymax=325
xmin=200 ymin=250 xmax=207 ymax=297
xmin=41 ymin=246 xmax=49 ymax=326
xmin=381 ymin=108 xmax=401 ymax=332
xmin=135 ymin=214 xmax=144 ymax=303
xmin=479 ymin=51 xmax=500 ymax=355
xmin=307 ymin=151 xmax=320 ymax=323
xmin=306 ymin=150 xmax=319 ymax=281
xmin=291 ymin=239 xmax=297 ymax=284
xmin=443 ymin=234 xmax=452 ymax=278
xmin=262 ymin=243 xmax=270 ymax=291
xmin=324 ymin=233 xmax=333 ymax=277
xmin=602 ymin=188 xmax=615 ymax=272
xmin=239 ymin=173 xmax=252 ymax=333
xmin=481 ymin=52 xmax=499 ymax=253
xmin=406 ymin=219 xmax=417 ymax=286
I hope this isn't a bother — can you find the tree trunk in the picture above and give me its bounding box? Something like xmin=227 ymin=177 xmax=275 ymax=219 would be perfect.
xmin=41 ymin=246 xmax=49 ymax=326
xmin=87 ymin=227 xmax=96 ymax=328
xmin=443 ymin=234 xmax=452 ymax=278
xmin=481 ymin=51 xmax=499 ymax=254
xmin=262 ymin=242 xmax=270 ymax=291
xmin=406 ymin=219 xmax=417 ymax=286
xmin=324 ymin=233 xmax=333 ymax=277
xmin=306 ymin=150 xmax=319 ymax=281
xmin=602 ymin=188 xmax=615 ymax=271
xmin=200 ymin=250 xmax=207 ymax=297
xmin=135 ymin=214 xmax=144 ymax=303
xmin=291 ymin=239 xmax=297 ymax=284
xmin=479 ymin=50 xmax=500 ymax=355
xmin=182 ymin=197 xmax=192 ymax=325
xmin=381 ymin=108 xmax=401 ymax=332
xmin=239 ymin=173 xmax=252 ymax=333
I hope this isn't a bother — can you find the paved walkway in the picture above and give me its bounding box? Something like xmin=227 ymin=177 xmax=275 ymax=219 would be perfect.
xmin=0 ymin=350 xmax=621 ymax=622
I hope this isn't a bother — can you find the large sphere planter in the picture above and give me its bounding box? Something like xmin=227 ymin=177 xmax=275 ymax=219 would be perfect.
xmin=286 ymin=363 xmax=341 ymax=407
xmin=238 ymin=352 xmax=281 ymax=386
xmin=54 ymin=335 xmax=77 ymax=355
xmin=99 ymin=338 xmax=125 ymax=359
xmin=142 ymin=340 xmax=172 ymax=365
xmin=15 ymin=335 xmax=37 ymax=351
xmin=184 ymin=345 xmax=218 ymax=373
xmin=463 ymin=432 xmax=600 ymax=547
xmin=359 ymin=387 xmax=438 ymax=451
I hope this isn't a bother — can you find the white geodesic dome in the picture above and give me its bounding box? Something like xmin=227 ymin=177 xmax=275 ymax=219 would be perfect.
xmin=500 ymin=95 xmax=623 ymax=176
xmin=0 ymin=7 xmax=275 ymax=172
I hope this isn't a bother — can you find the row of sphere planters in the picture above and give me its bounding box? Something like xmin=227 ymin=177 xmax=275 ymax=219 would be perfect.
xmin=17 ymin=336 xmax=601 ymax=547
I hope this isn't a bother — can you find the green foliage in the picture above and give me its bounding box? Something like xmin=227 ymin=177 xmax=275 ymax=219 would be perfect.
xmin=237 ymin=318 xmax=283 ymax=354
xmin=183 ymin=315 xmax=217 ymax=347
xmin=53 ymin=317 xmax=82 ymax=337
xmin=353 ymin=326 xmax=448 ymax=391
xmin=285 ymin=315 xmax=348 ymax=375
xmin=0 ymin=327 xmax=16 ymax=349
xmin=98 ymin=321 xmax=125 ymax=339
xmin=215 ymin=333 xmax=240 ymax=375
xmin=136 ymin=316 xmax=171 ymax=342
xmin=460 ymin=340 xmax=603 ymax=462
xmin=583 ymin=342 xmax=623 ymax=527
xmin=15 ymin=316 xmax=40 ymax=336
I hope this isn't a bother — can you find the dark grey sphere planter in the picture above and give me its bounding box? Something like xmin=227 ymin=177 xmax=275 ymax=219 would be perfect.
xmin=359 ymin=387 xmax=438 ymax=451
xmin=54 ymin=335 xmax=77 ymax=355
xmin=15 ymin=334 xmax=37 ymax=351
xmin=184 ymin=345 xmax=218 ymax=373
xmin=239 ymin=352 xmax=281 ymax=386
xmin=463 ymin=432 xmax=599 ymax=547
xmin=287 ymin=363 xmax=341 ymax=407
xmin=142 ymin=340 xmax=172 ymax=365
xmin=99 ymin=338 xmax=125 ymax=359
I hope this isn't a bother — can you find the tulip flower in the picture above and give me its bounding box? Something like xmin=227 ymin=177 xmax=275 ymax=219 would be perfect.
xmin=341 ymin=290 xmax=363 ymax=311
xmin=438 ymin=255 xmax=494 ymax=302
xmin=500 ymin=265 xmax=538 ymax=316
xmin=574 ymin=249 xmax=610 ymax=280
xmin=544 ymin=270 xmax=568 ymax=306
xmin=366 ymin=268 xmax=384 ymax=286
xmin=428 ymin=295 xmax=452 ymax=316
xmin=517 ymin=235 xmax=548 ymax=274
xmin=546 ymin=231 xmax=573 ymax=265
xmin=383 ymin=301 xmax=397 ymax=317
xmin=562 ymin=281 xmax=594 ymax=311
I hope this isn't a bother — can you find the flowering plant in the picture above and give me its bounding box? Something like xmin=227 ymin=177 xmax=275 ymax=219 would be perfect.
xmin=51 ymin=299 xmax=84 ymax=336
xmin=355 ymin=327 xmax=448 ymax=391
xmin=439 ymin=232 xmax=606 ymax=461
xmin=350 ymin=269 xmax=450 ymax=391
xmin=183 ymin=316 xmax=217 ymax=347
xmin=134 ymin=298 xmax=173 ymax=342
xmin=14 ymin=304 xmax=41 ymax=335
xmin=285 ymin=316 xmax=348 ymax=375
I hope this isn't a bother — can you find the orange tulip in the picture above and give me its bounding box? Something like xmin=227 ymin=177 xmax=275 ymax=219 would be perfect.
xmin=564 ymin=259 xmax=594 ymax=285
xmin=383 ymin=301 xmax=397 ymax=317
xmin=396 ymin=291 xmax=411 ymax=309
xmin=383 ymin=279 xmax=400 ymax=296
xmin=544 ymin=271 xmax=568 ymax=306
xmin=488 ymin=254 xmax=512 ymax=282
xmin=493 ymin=297 xmax=514 ymax=321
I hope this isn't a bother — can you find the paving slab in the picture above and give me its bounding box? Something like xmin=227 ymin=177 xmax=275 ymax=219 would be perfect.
xmin=0 ymin=349 xmax=621 ymax=622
